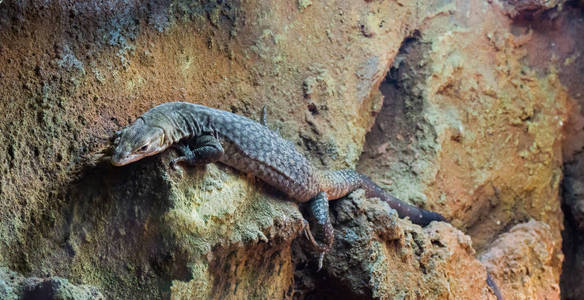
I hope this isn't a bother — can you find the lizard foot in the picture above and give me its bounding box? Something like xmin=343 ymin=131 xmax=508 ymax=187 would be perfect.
xmin=302 ymin=219 xmax=330 ymax=271
xmin=170 ymin=156 xmax=188 ymax=171
xmin=301 ymin=192 xmax=334 ymax=271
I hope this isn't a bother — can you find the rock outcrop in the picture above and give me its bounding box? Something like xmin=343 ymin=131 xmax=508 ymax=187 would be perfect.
xmin=0 ymin=267 xmax=103 ymax=300
xmin=0 ymin=0 xmax=582 ymax=299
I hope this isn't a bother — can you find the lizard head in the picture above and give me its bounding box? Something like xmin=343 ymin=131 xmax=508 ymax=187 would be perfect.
xmin=111 ymin=118 xmax=170 ymax=166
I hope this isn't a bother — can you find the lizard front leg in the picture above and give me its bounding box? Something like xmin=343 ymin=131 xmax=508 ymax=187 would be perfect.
xmin=170 ymin=134 xmax=224 ymax=169
xmin=303 ymin=192 xmax=333 ymax=271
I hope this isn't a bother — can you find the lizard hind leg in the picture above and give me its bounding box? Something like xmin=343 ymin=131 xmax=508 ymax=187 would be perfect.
xmin=303 ymin=192 xmax=334 ymax=271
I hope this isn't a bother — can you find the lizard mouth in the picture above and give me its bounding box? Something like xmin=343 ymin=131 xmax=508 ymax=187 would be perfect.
xmin=111 ymin=153 xmax=140 ymax=166
xmin=111 ymin=147 xmax=167 ymax=166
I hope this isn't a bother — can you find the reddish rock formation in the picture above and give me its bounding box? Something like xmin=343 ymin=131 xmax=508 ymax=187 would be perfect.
xmin=0 ymin=0 xmax=581 ymax=299
xmin=481 ymin=220 xmax=562 ymax=299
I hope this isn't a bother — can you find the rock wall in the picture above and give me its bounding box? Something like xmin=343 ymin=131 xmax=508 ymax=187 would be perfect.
xmin=0 ymin=0 xmax=581 ymax=299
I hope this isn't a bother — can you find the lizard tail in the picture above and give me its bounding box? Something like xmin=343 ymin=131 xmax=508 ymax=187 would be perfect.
xmin=357 ymin=173 xmax=446 ymax=226
xmin=319 ymin=169 xmax=445 ymax=226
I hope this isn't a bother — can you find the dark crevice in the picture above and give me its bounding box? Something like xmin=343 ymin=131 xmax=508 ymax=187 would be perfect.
xmin=357 ymin=30 xmax=436 ymax=184
xmin=293 ymin=32 xmax=431 ymax=300
xmin=560 ymin=150 xmax=584 ymax=300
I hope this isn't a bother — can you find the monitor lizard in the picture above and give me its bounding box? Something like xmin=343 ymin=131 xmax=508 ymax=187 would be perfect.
xmin=110 ymin=102 xmax=501 ymax=299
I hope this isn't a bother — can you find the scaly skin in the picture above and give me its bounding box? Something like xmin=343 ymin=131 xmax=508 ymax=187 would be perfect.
xmin=112 ymin=102 xmax=444 ymax=223
xmin=111 ymin=102 xmax=501 ymax=299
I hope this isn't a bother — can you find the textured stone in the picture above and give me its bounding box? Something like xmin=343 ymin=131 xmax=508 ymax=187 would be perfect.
xmin=501 ymin=0 xmax=565 ymax=19
xmin=358 ymin=6 xmax=574 ymax=299
xmin=295 ymin=190 xmax=497 ymax=299
xmin=0 ymin=0 xmax=581 ymax=298
xmin=0 ymin=267 xmax=103 ymax=300
xmin=480 ymin=221 xmax=562 ymax=300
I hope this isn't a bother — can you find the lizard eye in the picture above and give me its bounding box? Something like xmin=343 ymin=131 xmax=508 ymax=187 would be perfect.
xmin=138 ymin=145 xmax=149 ymax=152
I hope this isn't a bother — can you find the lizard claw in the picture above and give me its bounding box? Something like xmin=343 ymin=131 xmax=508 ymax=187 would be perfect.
xmin=169 ymin=161 xmax=184 ymax=178
xmin=170 ymin=157 xmax=184 ymax=171
xmin=261 ymin=105 xmax=268 ymax=126
xmin=302 ymin=220 xmax=313 ymax=242
xmin=301 ymin=219 xmax=328 ymax=271
xmin=317 ymin=252 xmax=325 ymax=271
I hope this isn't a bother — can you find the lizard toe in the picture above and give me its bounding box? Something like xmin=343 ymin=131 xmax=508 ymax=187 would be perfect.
xmin=316 ymin=252 xmax=325 ymax=271
xmin=169 ymin=158 xmax=186 ymax=172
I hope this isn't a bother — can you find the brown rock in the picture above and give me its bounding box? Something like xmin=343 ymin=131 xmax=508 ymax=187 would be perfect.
xmin=480 ymin=220 xmax=562 ymax=300
xmin=0 ymin=0 xmax=581 ymax=298
xmin=297 ymin=190 xmax=497 ymax=299
xmin=501 ymin=0 xmax=565 ymax=19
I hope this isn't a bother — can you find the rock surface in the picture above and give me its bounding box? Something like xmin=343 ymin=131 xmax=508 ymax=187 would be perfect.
xmin=480 ymin=220 xmax=562 ymax=299
xmin=295 ymin=190 xmax=497 ymax=300
xmin=561 ymin=151 xmax=584 ymax=300
xmin=0 ymin=267 xmax=103 ymax=300
xmin=0 ymin=0 xmax=581 ymax=299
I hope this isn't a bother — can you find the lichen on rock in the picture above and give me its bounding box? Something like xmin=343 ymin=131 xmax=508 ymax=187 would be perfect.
xmin=0 ymin=267 xmax=103 ymax=300
xmin=0 ymin=0 xmax=582 ymax=298
xmin=294 ymin=189 xmax=497 ymax=299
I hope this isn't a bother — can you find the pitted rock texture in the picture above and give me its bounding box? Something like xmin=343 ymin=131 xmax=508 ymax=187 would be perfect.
xmin=480 ymin=220 xmax=562 ymax=300
xmin=0 ymin=0 xmax=423 ymax=273
xmin=0 ymin=1 xmax=424 ymax=298
xmin=0 ymin=267 xmax=103 ymax=300
xmin=507 ymin=3 xmax=584 ymax=298
xmin=358 ymin=4 xmax=575 ymax=296
xmin=294 ymin=190 xmax=497 ymax=300
xmin=0 ymin=0 xmax=581 ymax=299
xmin=501 ymin=0 xmax=565 ymax=19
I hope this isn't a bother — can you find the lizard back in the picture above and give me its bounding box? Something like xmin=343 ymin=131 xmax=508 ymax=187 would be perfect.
xmin=149 ymin=103 xmax=319 ymax=201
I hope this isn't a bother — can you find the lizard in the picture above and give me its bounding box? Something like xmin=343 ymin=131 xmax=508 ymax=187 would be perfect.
xmin=110 ymin=102 xmax=502 ymax=299
xmin=111 ymin=101 xmax=445 ymax=245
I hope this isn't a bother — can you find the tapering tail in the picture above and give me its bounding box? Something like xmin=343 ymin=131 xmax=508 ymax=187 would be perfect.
xmin=318 ymin=169 xmax=446 ymax=226
xmin=357 ymin=173 xmax=446 ymax=226
xmin=318 ymin=170 xmax=500 ymax=297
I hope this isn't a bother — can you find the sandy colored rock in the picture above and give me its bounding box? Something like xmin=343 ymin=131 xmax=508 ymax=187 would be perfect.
xmin=501 ymin=0 xmax=565 ymax=19
xmin=0 ymin=1 xmax=422 ymax=297
xmin=52 ymin=153 xmax=305 ymax=299
xmin=358 ymin=0 xmax=571 ymax=264
xmin=480 ymin=220 xmax=562 ymax=300
xmin=0 ymin=0 xmax=581 ymax=299
xmin=162 ymin=154 xmax=305 ymax=299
